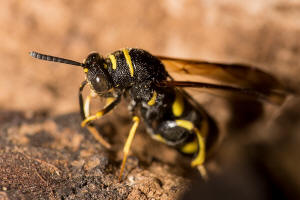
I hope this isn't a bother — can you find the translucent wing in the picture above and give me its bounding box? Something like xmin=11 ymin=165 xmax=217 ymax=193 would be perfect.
xmin=157 ymin=56 xmax=288 ymax=105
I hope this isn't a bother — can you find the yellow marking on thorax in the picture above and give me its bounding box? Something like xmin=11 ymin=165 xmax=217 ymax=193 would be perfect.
xmin=84 ymin=68 xmax=88 ymax=73
xmin=172 ymin=91 xmax=184 ymax=117
xmin=147 ymin=90 xmax=157 ymax=106
xmin=109 ymin=54 xmax=117 ymax=70
xmin=103 ymin=63 xmax=108 ymax=69
xmin=180 ymin=139 xmax=198 ymax=154
xmin=122 ymin=49 xmax=134 ymax=77
xmin=175 ymin=119 xmax=194 ymax=131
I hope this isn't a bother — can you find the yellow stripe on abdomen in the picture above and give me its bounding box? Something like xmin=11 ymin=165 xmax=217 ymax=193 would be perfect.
xmin=175 ymin=119 xmax=194 ymax=131
xmin=180 ymin=139 xmax=198 ymax=154
xmin=172 ymin=91 xmax=184 ymax=117
xmin=122 ymin=48 xmax=134 ymax=77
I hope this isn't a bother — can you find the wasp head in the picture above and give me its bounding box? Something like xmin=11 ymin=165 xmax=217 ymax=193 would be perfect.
xmin=29 ymin=51 xmax=113 ymax=95
xmin=83 ymin=52 xmax=113 ymax=95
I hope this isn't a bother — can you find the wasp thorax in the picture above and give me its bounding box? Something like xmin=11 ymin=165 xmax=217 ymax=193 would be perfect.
xmin=84 ymin=52 xmax=113 ymax=94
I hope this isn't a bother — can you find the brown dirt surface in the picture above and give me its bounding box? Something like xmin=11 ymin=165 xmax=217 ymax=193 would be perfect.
xmin=0 ymin=111 xmax=189 ymax=199
xmin=1 ymin=0 xmax=300 ymax=199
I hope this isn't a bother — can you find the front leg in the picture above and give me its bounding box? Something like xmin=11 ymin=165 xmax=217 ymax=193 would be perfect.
xmin=79 ymin=80 xmax=88 ymax=120
xmin=79 ymin=80 xmax=121 ymax=149
xmin=81 ymin=95 xmax=121 ymax=127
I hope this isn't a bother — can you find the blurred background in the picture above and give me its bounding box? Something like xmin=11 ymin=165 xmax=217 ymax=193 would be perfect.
xmin=1 ymin=0 xmax=300 ymax=199
xmin=1 ymin=0 xmax=299 ymax=114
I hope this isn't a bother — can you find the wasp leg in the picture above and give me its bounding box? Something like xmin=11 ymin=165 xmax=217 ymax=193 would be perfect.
xmin=81 ymin=95 xmax=121 ymax=127
xmin=79 ymin=80 xmax=88 ymax=120
xmin=79 ymin=80 xmax=120 ymax=149
xmin=83 ymin=90 xmax=101 ymax=119
xmin=191 ymin=128 xmax=208 ymax=180
xmin=84 ymin=92 xmax=118 ymax=119
xmin=86 ymin=94 xmax=115 ymax=149
xmin=119 ymin=116 xmax=140 ymax=181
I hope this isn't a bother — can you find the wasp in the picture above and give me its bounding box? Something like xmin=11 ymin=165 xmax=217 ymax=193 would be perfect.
xmin=30 ymin=48 xmax=287 ymax=180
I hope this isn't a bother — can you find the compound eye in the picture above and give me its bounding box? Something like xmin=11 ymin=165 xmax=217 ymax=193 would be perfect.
xmin=90 ymin=74 xmax=111 ymax=93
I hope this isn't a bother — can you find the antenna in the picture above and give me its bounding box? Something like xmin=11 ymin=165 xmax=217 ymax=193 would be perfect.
xmin=29 ymin=51 xmax=84 ymax=67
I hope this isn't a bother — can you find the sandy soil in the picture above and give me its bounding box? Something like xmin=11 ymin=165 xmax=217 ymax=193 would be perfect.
xmin=0 ymin=0 xmax=300 ymax=199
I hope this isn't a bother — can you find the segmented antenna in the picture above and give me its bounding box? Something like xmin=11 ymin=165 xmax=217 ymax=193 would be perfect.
xmin=29 ymin=51 xmax=83 ymax=67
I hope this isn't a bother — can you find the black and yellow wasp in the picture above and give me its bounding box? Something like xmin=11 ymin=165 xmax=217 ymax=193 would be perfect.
xmin=30 ymin=48 xmax=287 ymax=180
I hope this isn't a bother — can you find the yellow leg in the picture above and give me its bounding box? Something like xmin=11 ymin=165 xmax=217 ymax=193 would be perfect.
xmin=86 ymin=126 xmax=111 ymax=149
xmin=84 ymin=93 xmax=116 ymax=118
xmin=119 ymin=116 xmax=140 ymax=181
xmin=197 ymin=165 xmax=208 ymax=181
xmin=81 ymin=96 xmax=119 ymax=127
xmin=81 ymin=111 xmax=103 ymax=127
xmin=191 ymin=128 xmax=208 ymax=180
xmin=84 ymin=93 xmax=93 ymax=118
xmin=81 ymin=93 xmax=119 ymax=149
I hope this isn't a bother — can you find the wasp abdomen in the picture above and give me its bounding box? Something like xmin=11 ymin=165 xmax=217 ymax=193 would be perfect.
xmin=140 ymin=88 xmax=208 ymax=157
